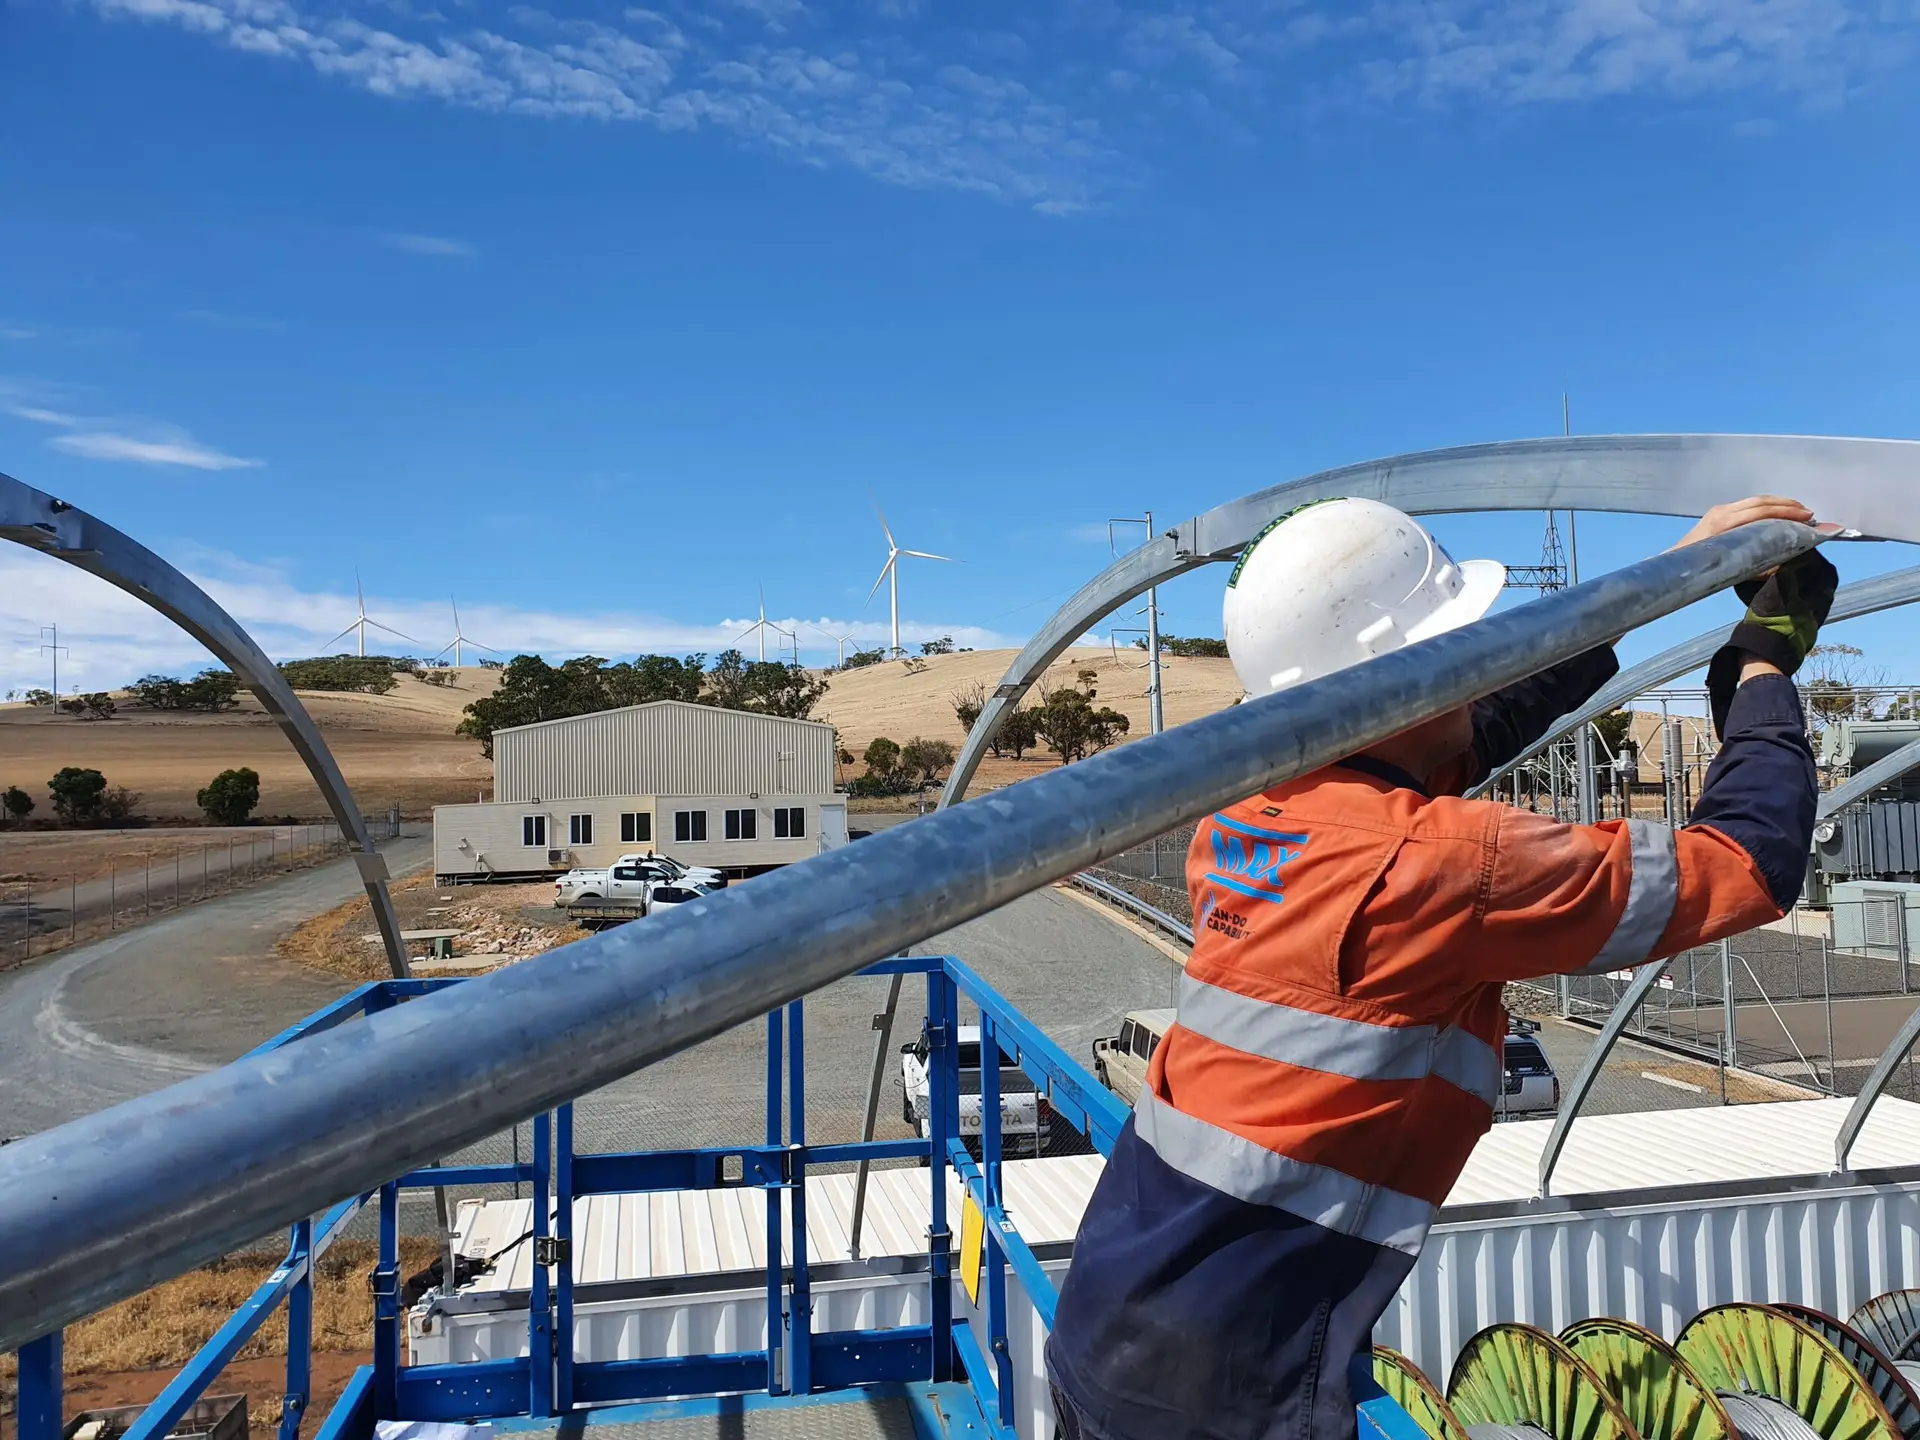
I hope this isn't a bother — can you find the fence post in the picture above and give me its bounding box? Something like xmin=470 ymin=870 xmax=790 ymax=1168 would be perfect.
xmin=1902 ymin=900 xmax=1912 ymax=996
xmin=109 ymin=861 xmax=115 ymax=931
xmin=1721 ymin=939 xmax=1736 ymax=1071
xmin=1824 ymin=936 xmax=1836 ymax=1094
xmin=23 ymin=879 xmax=31 ymax=954
xmin=145 ymin=853 xmax=151 ymax=918
xmin=175 ymin=852 xmax=181 ymax=912
xmin=69 ymin=876 xmax=75 ymax=944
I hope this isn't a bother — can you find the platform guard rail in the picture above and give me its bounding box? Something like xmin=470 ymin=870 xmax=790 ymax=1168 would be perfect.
xmin=9 ymin=963 xmax=1427 ymax=1439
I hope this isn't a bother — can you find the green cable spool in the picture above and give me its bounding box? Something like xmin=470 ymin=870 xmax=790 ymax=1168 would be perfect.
xmin=1676 ymin=1303 xmax=1902 ymax=1440
xmin=1375 ymin=1347 xmax=1473 ymax=1440
xmin=1770 ymin=1304 xmax=1920 ymax=1440
xmin=1563 ymin=1317 xmax=1736 ymax=1440
xmin=1448 ymin=1323 xmax=1641 ymax=1440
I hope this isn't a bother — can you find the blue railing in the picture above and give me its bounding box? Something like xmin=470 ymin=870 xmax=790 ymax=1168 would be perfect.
xmin=12 ymin=957 xmax=1422 ymax=1440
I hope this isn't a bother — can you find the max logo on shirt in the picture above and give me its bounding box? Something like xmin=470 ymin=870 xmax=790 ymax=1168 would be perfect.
xmin=1203 ymin=815 xmax=1308 ymax=907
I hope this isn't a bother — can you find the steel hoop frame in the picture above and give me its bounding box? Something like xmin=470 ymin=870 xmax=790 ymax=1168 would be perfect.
xmin=0 ymin=470 xmax=410 ymax=979
xmin=931 ymin=434 xmax=1920 ymax=1188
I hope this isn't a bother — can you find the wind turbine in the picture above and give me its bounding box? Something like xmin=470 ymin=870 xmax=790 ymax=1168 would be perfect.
xmin=322 ymin=570 xmax=418 ymax=657
xmin=806 ymin=621 xmax=858 ymax=667
xmin=866 ymin=505 xmax=956 ymax=657
xmin=435 ymin=598 xmax=500 ymax=668
xmin=737 ymin=587 xmax=782 ymax=663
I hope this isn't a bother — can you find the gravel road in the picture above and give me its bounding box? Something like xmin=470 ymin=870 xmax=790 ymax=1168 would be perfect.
xmin=0 ymin=833 xmax=431 ymax=1139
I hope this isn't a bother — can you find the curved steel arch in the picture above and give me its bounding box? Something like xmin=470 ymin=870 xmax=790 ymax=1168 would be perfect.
xmin=1472 ymin=565 xmax=1920 ymax=797
xmin=939 ymin=434 xmax=1920 ymax=810
xmin=1 ymin=470 xmax=410 ymax=979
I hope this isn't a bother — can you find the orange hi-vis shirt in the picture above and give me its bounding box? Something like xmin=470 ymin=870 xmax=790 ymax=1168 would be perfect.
xmin=1147 ymin=760 xmax=1785 ymax=1239
xmin=1048 ymin=668 xmax=1817 ymax=1440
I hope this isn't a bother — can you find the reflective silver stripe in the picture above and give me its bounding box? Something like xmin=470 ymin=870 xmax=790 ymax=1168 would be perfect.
xmin=1431 ymin=1026 xmax=1501 ymax=1105
xmin=1132 ymin=1090 xmax=1435 ymax=1254
xmin=1176 ymin=973 xmax=1500 ymax=1106
xmin=1575 ymin=818 xmax=1681 ymax=975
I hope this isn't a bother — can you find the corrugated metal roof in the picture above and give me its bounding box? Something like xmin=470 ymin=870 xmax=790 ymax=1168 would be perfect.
xmin=494 ymin=701 xmax=837 ymax=803
xmin=1446 ymin=1096 xmax=1920 ymax=1206
xmin=451 ymin=1154 xmax=1106 ymax=1293
xmin=447 ymin=1101 xmax=1920 ymax=1299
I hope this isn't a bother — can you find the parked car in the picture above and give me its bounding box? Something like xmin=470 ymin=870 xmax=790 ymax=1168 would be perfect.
xmin=554 ymin=852 xmax=725 ymax=905
xmin=900 ymin=1023 xmax=1046 ymax=1158
xmin=1091 ymin=1009 xmax=1175 ymax=1107
xmin=1496 ymin=1018 xmax=1560 ymax=1119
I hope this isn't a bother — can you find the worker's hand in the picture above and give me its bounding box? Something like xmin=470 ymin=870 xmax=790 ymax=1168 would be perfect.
xmin=1705 ymin=547 xmax=1839 ymax=737
xmin=1670 ymin=496 xmax=1815 ymax=550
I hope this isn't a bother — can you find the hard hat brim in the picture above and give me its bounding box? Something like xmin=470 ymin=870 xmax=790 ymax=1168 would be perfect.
xmin=1402 ymin=558 xmax=1507 ymax=644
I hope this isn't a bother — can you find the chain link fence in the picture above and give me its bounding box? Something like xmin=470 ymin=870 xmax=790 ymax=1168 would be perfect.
xmin=0 ymin=811 xmax=403 ymax=972
xmin=1083 ymin=824 xmax=1920 ymax=1106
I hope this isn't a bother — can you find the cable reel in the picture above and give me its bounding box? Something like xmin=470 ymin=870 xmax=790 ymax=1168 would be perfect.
xmin=1677 ymin=1303 xmax=1901 ymax=1440
xmin=1447 ymin=1323 xmax=1640 ymax=1440
xmin=1375 ymin=1346 xmax=1473 ymax=1440
xmin=1769 ymin=1304 xmax=1920 ymax=1440
xmin=1560 ymin=1317 xmax=1735 ymax=1440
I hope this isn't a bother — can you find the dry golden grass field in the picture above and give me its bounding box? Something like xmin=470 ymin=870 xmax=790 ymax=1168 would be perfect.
xmin=0 ymin=651 xmax=1248 ymax=826
xmin=0 ymin=667 xmax=501 ymax=820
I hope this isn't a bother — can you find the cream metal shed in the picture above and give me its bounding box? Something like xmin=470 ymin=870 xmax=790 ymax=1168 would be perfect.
xmin=434 ymin=701 xmax=844 ymax=882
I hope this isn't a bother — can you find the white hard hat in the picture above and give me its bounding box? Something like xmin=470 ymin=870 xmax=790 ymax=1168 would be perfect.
xmin=1223 ymin=497 xmax=1506 ymax=700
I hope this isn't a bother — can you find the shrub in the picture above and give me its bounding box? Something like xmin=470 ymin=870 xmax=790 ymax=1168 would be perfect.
xmin=952 ymin=681 xmax=985 ymax=735
xmin=279 ymin=656 xmax=401 ymax=694
xmin=863 ymin=737 xmax=902 ymax=778
xmin=1033 ymin=688 xmax=1130 ymax=763
xmin=843 ymin=649 xmax=886 ymax=670
xmin=2 ymin=785 xmax=32 ymax=822
xmin=920 ymin=635 xmax=955 ymax=656
xmin=129 ymin=669 xmax=240 ymax=712
xmin=48 ymin=766 xmax=108 ymax=823
xmin=99 ymin=785 xmax=141 ymax=822
xmin=82 ymin=692 xmax=116 ymax=720
xmin=994 ymin=707 xmax=1040 ymax=760
xmin=198 ymin=767 xmax=262 ymax=825
xmin=23 ymin=688 xmax=54 ymax=707
xmin=58 ymin=696 xmax=86 ymax=716
xmin=900 ymin=737 xmax=955 ymax=787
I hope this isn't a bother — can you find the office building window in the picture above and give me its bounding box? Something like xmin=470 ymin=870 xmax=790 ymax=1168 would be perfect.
xmin=620 ymin=812 xmax=651 ymax=844
xmin=570 ymin=814 xmax=593 ymax=846
xmin=522 ymin=815 xmax=547 ymax=847
xmin=774 ymin=807 xmax=806 ymax=839
xmin=675 ymin=810 xmax=708 ymax=843
xmin=724 ymin=808 xmax=757 ymax=841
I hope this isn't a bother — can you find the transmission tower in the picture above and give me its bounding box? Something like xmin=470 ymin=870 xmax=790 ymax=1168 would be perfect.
xmin=1505 ymin=511 xmax=1569 ymax=592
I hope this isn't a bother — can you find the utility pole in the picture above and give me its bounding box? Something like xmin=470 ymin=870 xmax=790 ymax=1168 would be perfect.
xmin=1109 ymin=513 xmax=1165 ymax=735
xmin=1562 ymin=393 xmax=1599 ymax=827
xmin=39 ymin=625 xmax=68 ymax=710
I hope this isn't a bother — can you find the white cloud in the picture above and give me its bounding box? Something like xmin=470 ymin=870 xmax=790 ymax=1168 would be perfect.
xmin=0 ymin=324 xmax=36 ymax=342
xmin=70 ymin=0 xmax=1914 ymax=212
xmin=3 ymin=384 xmax=264 ymax=471
xmin=1342 ymin=0 xmax=1905 ymax=107
xmin=382 ymin=231 xmax=478 ymax=256
xmin=0 ymin=546 xmax=1013 ymax=694
xmin=48 ymin=433 xmax=265 ymax=470
xmin=80 ymin=0 xmax=1115 ymax=212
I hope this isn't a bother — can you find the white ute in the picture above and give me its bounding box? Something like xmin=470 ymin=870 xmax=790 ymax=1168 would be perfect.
xmin=899 ymin=1023 xmax=1046 ymax=1158
xmin=554 ymin=853 xmax=725 ymax=905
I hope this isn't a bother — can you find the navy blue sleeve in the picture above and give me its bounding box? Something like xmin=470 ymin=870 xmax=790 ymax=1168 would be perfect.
xmin=1688 ymin=672 xmax=1816 ymax=909
xmin=1468 ymin=645 xmax=1621 ymax=782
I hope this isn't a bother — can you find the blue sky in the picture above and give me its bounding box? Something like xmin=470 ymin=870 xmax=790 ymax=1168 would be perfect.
xmin=4 ymin=0 xmax=1920 ymax=696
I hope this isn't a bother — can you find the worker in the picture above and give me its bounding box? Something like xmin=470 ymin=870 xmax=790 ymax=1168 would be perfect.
xmin=1045 ymin=495 xmax=1835 ymax=1440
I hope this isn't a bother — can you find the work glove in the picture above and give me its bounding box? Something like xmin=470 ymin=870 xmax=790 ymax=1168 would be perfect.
xmin=1705 ymin=549 xmax=1838 ymax=738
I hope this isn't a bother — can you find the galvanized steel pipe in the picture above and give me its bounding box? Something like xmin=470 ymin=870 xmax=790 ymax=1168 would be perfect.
xmin=0 ymin=520 xmax=1819 ymax=1351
